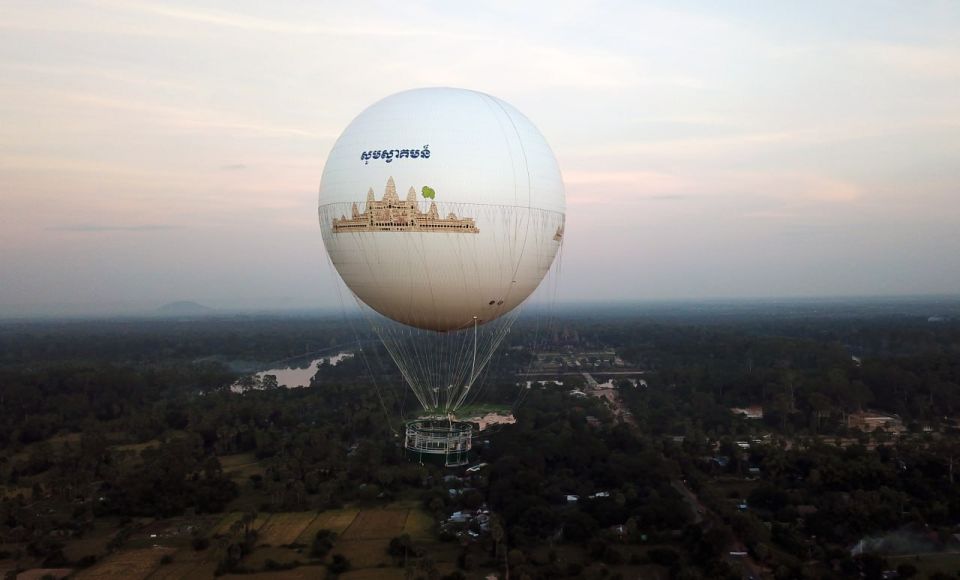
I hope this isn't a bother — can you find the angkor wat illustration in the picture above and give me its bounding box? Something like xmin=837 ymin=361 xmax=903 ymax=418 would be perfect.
xmin=332 ymin=177 xmax=479 ymax=234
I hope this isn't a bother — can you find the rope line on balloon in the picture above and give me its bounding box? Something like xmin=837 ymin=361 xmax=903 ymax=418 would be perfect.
xmin=452 ymin=209 xmax=564 ymax=415
xmin=513 ymin=237 xmax=565 ymax=414
xmin=349 ymin=227 xmax=435 ymax=413
xmin=448 ymin=204 xmax=509 ymax=413
xmin=318 ymin=203 xmax=563 ymax=423
xmin=486 ymin=93 xmax=535 ymax=294
xmin=461 ymin=205 xmax=537 ymax=413
xmin=334 ymin=216 xmax=418 ymax=429
xmin=472 ymin=204 xmax=530 ymax=411
xmin=321 ymin=233 xmax=398 ymax=436
xmin=456 ymin=215 xmax=516 ymax=411
xmin=515 ymin=212 xmax=565 ymax=412
xmin=459 ymin=224 xmax=563 ymax=416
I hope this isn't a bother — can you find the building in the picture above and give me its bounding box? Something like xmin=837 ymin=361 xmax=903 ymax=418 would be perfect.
xmin=847 ymin=410 xmax=904 ymax=433
xmin=730 ymin=405 xmax=764 ymax=420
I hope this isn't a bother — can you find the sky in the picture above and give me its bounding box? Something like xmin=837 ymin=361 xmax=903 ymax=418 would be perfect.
xmin=1 ymin=1 xmax=959 ymax=316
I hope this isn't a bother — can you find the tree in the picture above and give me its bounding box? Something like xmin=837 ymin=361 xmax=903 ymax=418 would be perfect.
xmin=311 ymin=529 xmax=337 ymax=558
xmin=261 ymin=374 xmax=279 ymax=390
xmin=489 ymin=515 xmax=505 ymax=560
xmin=328 ymin=553 xmax=350 ymax=574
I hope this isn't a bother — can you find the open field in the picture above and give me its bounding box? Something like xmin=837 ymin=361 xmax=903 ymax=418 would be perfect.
xmin=210 ymin=511 xmax=269 ymax=538
xmin=75 ymin=547 xmax=176 ymax=580
xmin=453 ymin=402 xmax=513 ymax=417
xmin=63 ymin=520 xmax=123 ymax=561
xmin=341 ymin=509 xmax=408 ymax=540
xmin=257 ymin=512 xmax=319 ymax=546
xmin=7 ymin=504 xmax=439 ymax=579
xmin=211 ymin=512 xmax=245 ymax=536
xmin=112 ymin=431 xmax=190 ymax=455
xmin=15 ymin=569 xmax=73 ymax=580
xmin=339 ymin=569 xmax=407 ymax=580
xmin=243 ymin=545 xmax=310 ymax=569
xmin=222 ymin=565 xmax=330 ymax=579
xmin=142 ymin=548 xmax=218 ymax=580
xmin=335 ymin=538 xmax=393 ymax=569
xmin=295 ymin=508 xmax=360 ymax=542
xmin=402 ymin=507 xmax=433 ymax=539
xmin=220 ymin=453 xmax=265 ymax=482
xmin=143 ymin=561 xmax=217 ymax=580
xmin=112 ymin=440 xmax=161 ymax=454
xmin=332 ymin=506 xmax=449 ymax=572
xmin=202 ymin=506 xmax=447 ymax=577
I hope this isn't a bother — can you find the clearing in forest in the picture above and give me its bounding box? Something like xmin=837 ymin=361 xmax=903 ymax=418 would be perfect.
xmin=220 ymin=565 xmax=330 ymax=579
xmin=74 ymin=547 xmax=176 ymax=580
xmin=340 ymin=509 xmax=408 ymax=540
xmin=256 ymin=512 xmax=319 ymax=546
xmin=338 ymin=570 xmax=408 ymax=580
xmin=211 ymin=512 xmax=269 ymax=537
xmin=336 ymin=538 xmax=393 ymax=569
xmin=402 ymin=508 xmax=434 ymax=539
xmin=295 ymin=508 xmax=360 ymax=543
xmin=219 ymin=453 xmax=264 ymax=482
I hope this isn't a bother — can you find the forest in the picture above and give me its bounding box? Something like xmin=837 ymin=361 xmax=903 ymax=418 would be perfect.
xmin=1 ymin=298 xmax=959 ymax=579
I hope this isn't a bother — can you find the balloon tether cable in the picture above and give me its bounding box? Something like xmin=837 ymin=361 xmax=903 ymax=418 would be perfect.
xmin=471 ymin=315 xmax=478 ymax=387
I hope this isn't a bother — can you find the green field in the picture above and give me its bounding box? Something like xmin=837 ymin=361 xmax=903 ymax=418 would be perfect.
xmin=220 ymin=453 xmax=265 ymax=481
xmin=451 ymin=402 xmax=513 ymax=418
xmin=75 ymin=547 xmax=177 ymax=580
xmin=257 ymin=512 xmax=320 ymax=546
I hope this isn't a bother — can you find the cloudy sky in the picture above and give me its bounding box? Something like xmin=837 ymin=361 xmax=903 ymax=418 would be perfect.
xmin=2 ymin=1 xmax=958 ymax=315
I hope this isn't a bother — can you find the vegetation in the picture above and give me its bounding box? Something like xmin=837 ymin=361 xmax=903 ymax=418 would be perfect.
xmin=0 ymin=300 xmax=959 ymax=578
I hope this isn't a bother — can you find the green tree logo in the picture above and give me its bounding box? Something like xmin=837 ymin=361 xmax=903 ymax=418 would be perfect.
xmin=421 ymin=186 xmax=436 ymax=199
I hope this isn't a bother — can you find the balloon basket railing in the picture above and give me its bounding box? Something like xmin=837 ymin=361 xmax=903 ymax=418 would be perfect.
xmin=404 ymin=419 xmax=473 ymax=468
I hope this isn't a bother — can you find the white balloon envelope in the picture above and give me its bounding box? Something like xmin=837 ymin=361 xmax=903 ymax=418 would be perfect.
xmin=318 ymin=87 xmax=565 ymax=416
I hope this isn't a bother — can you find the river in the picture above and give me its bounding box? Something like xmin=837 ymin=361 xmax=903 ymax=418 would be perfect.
xmin=231 ymin=351 xmax=354 ymax=392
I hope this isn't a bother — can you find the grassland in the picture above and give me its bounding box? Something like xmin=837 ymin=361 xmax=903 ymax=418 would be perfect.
xmin=75 ymin=547 xmax=177 ymax=580
xmin=62 ymin=520 xmax=123 ymax=562
xmin=256 ymin=512 xmax=320 ymax=546
xmin=295 ymin=508 xmax=360 ymax=542
xmin=13 ymin=502 xmax=448 ymax=579
xmin=220 ymin=453 xmax=265 ymax=482
xmin=340 ymin=509 xmax=408 ymax=540
xmin=451 ymin=402 xmax=513 ymax=417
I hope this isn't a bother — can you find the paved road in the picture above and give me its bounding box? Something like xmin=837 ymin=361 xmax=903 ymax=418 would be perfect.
xmin=670 ymin=479 xmax=767 ymax=579
xmin=586 ymin=382 xmax=637 ymax=426
xmin=589 ymin=385 xmax=768 ymax=579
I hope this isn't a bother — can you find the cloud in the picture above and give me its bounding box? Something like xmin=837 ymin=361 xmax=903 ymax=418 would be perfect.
xmin=47 ymin=224 xmax=181 ymax=232
xmin=855 ymin=43 xmax=960 ymax=80
xmin=564 ymin=170 xmax=692 ymax=205
xmin=648 ymin=194 xmax=690 ymax=201
xmin=61 ymin=93 xmax=322 ymax=138
xmin=728 ymin=171 xmax=862 ymax=203
xmin=221 ymin=163 xmax=247 ymax=170
xmin=561 ymin=166 xmax=862 ymax=223
xmin=84 ymin=0 xmax=486 ymax=40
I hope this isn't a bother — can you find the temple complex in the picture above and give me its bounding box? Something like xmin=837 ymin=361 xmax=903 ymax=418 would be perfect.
xmin=332 ymin=177 xmax=479 ymax=233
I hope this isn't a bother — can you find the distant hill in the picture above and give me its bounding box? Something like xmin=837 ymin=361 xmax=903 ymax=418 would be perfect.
xmin=156 ymin=301 xmax=215 ymax=317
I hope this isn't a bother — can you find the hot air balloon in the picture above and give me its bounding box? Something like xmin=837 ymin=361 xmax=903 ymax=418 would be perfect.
xmin=318 ymin=88 xmax=565 ymax=465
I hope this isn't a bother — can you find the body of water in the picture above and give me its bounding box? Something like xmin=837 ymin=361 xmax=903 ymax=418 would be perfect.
xmin=231 ymin=351 xmax=354 ymax=392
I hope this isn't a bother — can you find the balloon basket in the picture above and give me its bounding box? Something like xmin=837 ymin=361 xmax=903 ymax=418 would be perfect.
xmin=404 ymin=419 xmax=473 ymax=468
